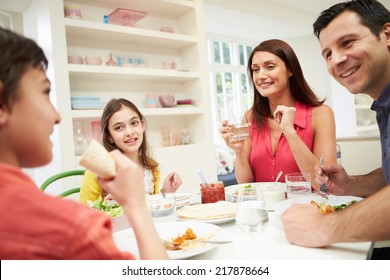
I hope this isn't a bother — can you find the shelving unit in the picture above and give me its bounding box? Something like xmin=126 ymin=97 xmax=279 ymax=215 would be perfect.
xmin=354 ymin=94 xmax=379 ymax=136
xmin=330 ymin=78 xmax=379 ymax=137
xmin=23 ymin=0 xmax=216 ymax=193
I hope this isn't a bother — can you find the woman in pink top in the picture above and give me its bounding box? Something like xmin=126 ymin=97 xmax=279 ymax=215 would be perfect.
xmin=220 ymin=39 xmax=336 ymax=190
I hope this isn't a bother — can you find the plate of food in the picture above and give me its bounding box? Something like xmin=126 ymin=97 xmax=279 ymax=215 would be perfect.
xmin=176 ymin=201 xmax=236 ymax=224
xmin=113 ymin=221 xmax=224 ymax=259
xmin=273 ymin=194 xmax=363 ymax=214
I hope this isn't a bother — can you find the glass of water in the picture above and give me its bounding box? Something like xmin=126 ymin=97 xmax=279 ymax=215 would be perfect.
xmin=285 ymin=172 xmax=312 ymax=199
xmin=228 ymin=117 xmax=251 ymax=142
xmin=235 ymin=187 xmax=269 ymax=234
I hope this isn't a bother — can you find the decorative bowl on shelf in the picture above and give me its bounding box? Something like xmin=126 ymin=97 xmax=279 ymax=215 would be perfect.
xmin=85 ymin=56 xmax=102 ymax=65
xmin=158 ymin=94 xmax=175 ymax=108
xmin=108 ymin=8 xmax=147 ymax=27
xmin=68 ymin=55 xmax=84 ymax=64
xmin=160 ymin=26 xmax=175 ymax=33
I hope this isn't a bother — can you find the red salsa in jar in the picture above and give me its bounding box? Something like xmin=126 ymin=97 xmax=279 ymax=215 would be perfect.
xmin=200 ymin=181 xmax=225 ymax=204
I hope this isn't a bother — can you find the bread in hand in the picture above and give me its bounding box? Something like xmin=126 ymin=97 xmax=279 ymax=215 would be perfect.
xmin=79 ymin=140 xmax=116 ymax=179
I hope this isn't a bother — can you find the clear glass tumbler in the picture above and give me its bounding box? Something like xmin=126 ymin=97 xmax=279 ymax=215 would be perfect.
xmin=228 ymin=117 xmax=251 ymax=142
xmin=235 ymin=187 xmax=269 ymax=234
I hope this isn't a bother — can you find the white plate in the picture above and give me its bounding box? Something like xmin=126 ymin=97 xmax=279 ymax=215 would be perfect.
xmin=165 ymin=193 xmax=200 ymax=209
xmin=176 ymin=201 xmax=236 ymax=224
xmin=148 ymin=193 xmax=199 ymax=209
xmin=177 ymin=216 xmax=235 ymax=225
xmin=113 ymin=221 xmax=223 ymax=259
xmin=273 ymin=194 xmax=363 ymax=214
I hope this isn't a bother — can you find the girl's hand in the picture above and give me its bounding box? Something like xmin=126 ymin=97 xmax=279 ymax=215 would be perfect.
xmin=162 ymin=172 xmax=182 ymax=193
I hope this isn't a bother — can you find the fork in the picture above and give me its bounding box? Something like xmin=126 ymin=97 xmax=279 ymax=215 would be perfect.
xmin=319 ymin=157 xmax=329 ymax=199
xmin=161 ymin=238 xmax=232 ymax=250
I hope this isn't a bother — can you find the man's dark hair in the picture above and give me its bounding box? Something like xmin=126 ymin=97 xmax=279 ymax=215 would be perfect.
xmin=313 ymin=0 xmax=390 ymax=39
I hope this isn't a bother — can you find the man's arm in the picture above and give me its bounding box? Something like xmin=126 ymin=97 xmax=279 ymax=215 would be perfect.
xmin=282 ymin=185 xmax=390 ymax=247
xmin=348 ymin=168 xmax=386 ymax=197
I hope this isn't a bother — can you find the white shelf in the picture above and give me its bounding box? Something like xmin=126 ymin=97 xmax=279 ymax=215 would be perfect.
xmin=68 ymin=64 xmax=200 ymax=82
xmin=71 ymin=107 xmax=203 ymax=118
xmin=65 ymin=19 xmax=198 ymax=49
xmin=356 ymin=124 xmax=378 ymax=132
xmin=355 ymin=104 xmax=372 ymax=110
xmin=51 ymin=0 xmax=218 ymax=188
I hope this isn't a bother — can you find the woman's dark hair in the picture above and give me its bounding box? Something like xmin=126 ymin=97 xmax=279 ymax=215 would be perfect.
xmin=313 ymin=0 xmax=390 ymax=39
xmin=247 ymin=39 xmax=324 ymax=130
xmin=0 ymin=28 xmax=48 ymax=111
xmin=101 ymin=98 xmax=158 ymax=172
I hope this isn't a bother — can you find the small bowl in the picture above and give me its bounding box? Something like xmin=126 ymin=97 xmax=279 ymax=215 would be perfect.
xmin=160 ymin=26 xmax=175 ymax=33
xmin=149 ymin=196 xmax=175 ymax=218
xmin=85 ymin=56 xmax=102 ymax=65
xmin=68 ymin=55 xmax=83 ymax=64
xmin=163 ymin=61 xmax=177 ymax=70
xmin=159 ymin=94 xmax=175 ymax=108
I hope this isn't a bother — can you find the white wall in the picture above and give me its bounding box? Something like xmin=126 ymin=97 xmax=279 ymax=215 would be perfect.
xmin=338 ymin=138 xmax=381 ymax=175
xmin=286 ymin=36 xmax=331 ymax=104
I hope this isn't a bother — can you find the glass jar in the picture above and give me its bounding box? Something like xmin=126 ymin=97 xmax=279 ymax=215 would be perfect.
xmin=200 ymin=181 xmax=225 ymax=204
xmin=74 ymin=121 xmax=89 ymax=156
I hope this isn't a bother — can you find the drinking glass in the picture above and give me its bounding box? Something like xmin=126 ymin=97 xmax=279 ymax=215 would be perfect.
xmin=261 ymin=182 xmax=286 ymax=211
xmin=160 ymin=124 xmax=171 ymax=147
xmin=228 ymin=117 xmax=250 ymax=142
xmin=285 ymin=172 xmax=312 ymax=199
xmin=235 ymin=187 xmax=269 ymax=234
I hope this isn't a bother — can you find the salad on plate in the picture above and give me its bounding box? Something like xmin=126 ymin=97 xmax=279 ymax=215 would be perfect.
xmin=88 ymin=197 xmax=124 ymax=218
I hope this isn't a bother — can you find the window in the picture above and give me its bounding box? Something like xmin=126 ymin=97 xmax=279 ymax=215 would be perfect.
xmin=207 ymin=36 xmax=255 ymax=145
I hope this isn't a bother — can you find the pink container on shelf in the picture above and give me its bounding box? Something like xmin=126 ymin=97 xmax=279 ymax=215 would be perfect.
xmin=108 ymin=8 xmax=147 ymax=27
xmin=64 ymin=5 xmax=82 ymax=19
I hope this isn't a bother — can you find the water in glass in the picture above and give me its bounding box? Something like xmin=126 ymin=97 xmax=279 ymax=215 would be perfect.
xmin=235 ymin=188 xmax=268 ymax=234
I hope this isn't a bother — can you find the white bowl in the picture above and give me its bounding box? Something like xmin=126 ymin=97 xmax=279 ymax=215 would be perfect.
xmin=148 ymin=195 xmax=175 ymax=218
xmin=225 ymin=182 xmax=286 ymax=211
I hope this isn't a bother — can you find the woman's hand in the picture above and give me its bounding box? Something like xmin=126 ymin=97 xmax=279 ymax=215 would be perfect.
xmin=162 ymin=172 xmax=182 ymax=193
xmin=219 ymin=120 xmax=246 ymax=153
xmin=273 ymin=105 xmax=296 ymax=134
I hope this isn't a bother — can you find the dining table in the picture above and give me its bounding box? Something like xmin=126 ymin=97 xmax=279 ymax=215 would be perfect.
xmin=112 ymin=193 xmax=372 ymax=260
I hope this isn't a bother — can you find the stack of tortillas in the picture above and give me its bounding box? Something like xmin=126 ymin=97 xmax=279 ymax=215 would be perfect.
xmin=79 ymin=140 xmax=116 ymax=179
xmin=177 ymin=201 xmax=236 ymax=220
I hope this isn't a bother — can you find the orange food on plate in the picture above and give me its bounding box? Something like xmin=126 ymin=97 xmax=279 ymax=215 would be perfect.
xmin=172 ymin=228 xmax=197 ymax=246
xmin=310 ymin=200 xmax=335 ymax=215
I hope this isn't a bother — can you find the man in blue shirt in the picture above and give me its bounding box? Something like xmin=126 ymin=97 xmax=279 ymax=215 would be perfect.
xmin=282 ymin=0 xmax=390 ymax=259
